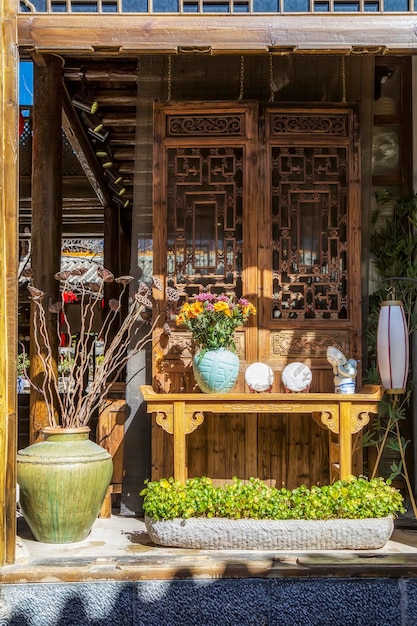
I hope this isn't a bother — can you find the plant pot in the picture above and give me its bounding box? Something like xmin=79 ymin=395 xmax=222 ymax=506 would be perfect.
xmin=17 ymin=427 xmax=113 ymax=543
xmin=145 ymin=515 xmax=394 ymax=550
xmin=192 ymin=348 xmax=240 ymax=393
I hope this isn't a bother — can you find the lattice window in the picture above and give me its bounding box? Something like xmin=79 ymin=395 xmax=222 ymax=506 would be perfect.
xmin=166 ymin=146 xmax=243 ymax=304
xmin=271 ymin=145 xmax=349 ymax=321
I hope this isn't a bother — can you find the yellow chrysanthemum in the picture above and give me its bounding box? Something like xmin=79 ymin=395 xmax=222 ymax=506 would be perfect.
xmin=189 ymin=301 xmax=204 ymax=318
xmin=214 ymin=301 xmax=231 ymax=316
xmin=243 ymin=303 xmax=257 ymax=316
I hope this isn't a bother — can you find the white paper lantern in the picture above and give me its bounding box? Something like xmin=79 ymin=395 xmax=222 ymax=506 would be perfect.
xmin=377 ymin=299 xmax=409 ymax=394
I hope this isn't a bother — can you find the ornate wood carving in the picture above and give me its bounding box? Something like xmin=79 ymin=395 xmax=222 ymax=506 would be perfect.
xmin=155 ymin=411 xmax=173 ymax=434
xmin=167 ymin=115 xmax=243 ymax=137
xmin=265 ymin=108 xmax=360 ymax=326
xmin=185 ymin=411 xmax=205 ymax=434
xmin=270 ymin=114 xmax=348 ymax=136
xmin=166 ymin=146 xmax=243 ymax=302
xmin=154 ymin=409 xmax=205 ymax=436
xmin=271 ymin=330 xmax=350 ymax=358
xmin=351 ymin=409 xmax=371 ymax=433
xmin=319 ymin=410 xmax=339 ymax=434
xmin=270 ymin=142 xmax=349 ymax=321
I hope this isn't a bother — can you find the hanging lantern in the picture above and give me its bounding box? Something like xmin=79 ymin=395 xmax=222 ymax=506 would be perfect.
xmin=377 ymin=297 xmax=409 ymax=394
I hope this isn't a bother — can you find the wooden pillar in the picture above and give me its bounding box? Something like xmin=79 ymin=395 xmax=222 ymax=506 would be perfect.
xmin=0 ymin=0 xmax=18 ymax=565
xmin=29 ymin=55 xmax=63 ymax=442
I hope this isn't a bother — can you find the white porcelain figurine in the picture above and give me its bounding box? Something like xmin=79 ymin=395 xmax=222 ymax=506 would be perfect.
xmin=326 ymin=346 xmax=358 ymax=394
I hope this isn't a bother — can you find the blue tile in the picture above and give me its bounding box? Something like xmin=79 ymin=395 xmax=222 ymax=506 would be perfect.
xmin=269 ymin=578 xmax=401 ymax=626
xmin=135 ymin=578 xmax=270 ymax=626
xmin=404 ymin=579 xmax=417 ymax=624
xmin=3 ymin=583 xmax=134 ymax=626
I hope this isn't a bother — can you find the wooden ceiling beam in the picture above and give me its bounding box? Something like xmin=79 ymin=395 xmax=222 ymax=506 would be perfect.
xmin=63 ymin=67 xmax=138 ymax=81
xmin=109 ymin=134 xmax=136 ymax=145
xmin=18 ymin=15 xmax=417 ymax=54
xmin=61 ymin=85 xmax=113 ymax=208
xmin=112 ymin=148 xmax=135 ymax=160
xmin=101 ymin=113 xmax=137 ymax=126
xmin=94 ymin=94 xmax=137 ymax=107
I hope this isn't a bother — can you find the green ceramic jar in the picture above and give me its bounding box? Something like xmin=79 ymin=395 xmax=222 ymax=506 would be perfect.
xmin=17 ymin=427 xmax=113 ymax=543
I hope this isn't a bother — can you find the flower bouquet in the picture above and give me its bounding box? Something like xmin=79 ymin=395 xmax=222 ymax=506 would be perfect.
xmin=176 ymin=293 xmax=256 ymax=393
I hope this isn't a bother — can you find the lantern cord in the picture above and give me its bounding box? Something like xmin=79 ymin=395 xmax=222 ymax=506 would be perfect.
xmin=238 ymin=56 xmax=245 ymax=101
xmin=269 ymin=55 xmax=275 ymax=103
xmin=341 ymin=56 xmax=347 ymax=103
xmin=167 ymin=56 xmax=172 ymax=103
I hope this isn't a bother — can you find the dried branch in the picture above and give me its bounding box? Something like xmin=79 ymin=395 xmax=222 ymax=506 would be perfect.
xmin=27 ymin=269 xmax=166 ymax=429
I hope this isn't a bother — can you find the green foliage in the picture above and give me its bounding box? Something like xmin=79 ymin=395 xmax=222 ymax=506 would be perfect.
xmin=17 ymin=351 xmax=30 ymax=377
xmin=141 ymin=476 xmax=405 ymax=521
xmin=369 ymin=191 xmax=417 ymax=343
xmin=364 ymin=191 xmax=417 ymax=513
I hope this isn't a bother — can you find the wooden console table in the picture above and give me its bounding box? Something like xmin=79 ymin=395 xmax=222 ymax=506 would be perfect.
xmin=140 ymin=385 xmax=382 ymax=484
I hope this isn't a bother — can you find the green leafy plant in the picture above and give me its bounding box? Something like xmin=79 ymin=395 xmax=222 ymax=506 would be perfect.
xmin=141 ymin=476 xmax=404 ymax=522
xmin=17 ymin=352 xmax=30 ymax=378
xmin=175 ymin=293 xmax=256 ymax=352
xmin=364 ymin=190 xmax=417 ymax=518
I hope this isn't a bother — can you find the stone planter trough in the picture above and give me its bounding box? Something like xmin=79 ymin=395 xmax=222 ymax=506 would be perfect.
xmin=145 ymin=515 xmax=394 ymax=550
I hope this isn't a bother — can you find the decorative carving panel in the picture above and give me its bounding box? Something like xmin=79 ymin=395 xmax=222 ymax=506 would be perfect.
xmin=271 ymin=330 xmax=350 ymax=359
xmin=271 ymin=144 xmax=349 ymax=321
xmin=166 ymin=146 xmax=243 ymax=304
xmin=167 ymin=115 xmax=244 ymax=137
xmin=270 ymin=114 xmax=348 ymax=136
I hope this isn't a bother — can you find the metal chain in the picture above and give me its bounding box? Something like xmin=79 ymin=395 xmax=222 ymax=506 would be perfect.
xmin=341 ymin=56 xmax=347 ymax=103
xmin=238 ymin=55 xmax=245 ymax=100
xmin=167 ymin=55 xmax=172 ymax=103
xmin=269 ymin=54 xmax=275 ymax=103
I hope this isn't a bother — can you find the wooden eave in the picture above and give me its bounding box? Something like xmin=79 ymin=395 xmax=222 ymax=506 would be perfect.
xmin=17 ymin=15 xmax=417 ymax=55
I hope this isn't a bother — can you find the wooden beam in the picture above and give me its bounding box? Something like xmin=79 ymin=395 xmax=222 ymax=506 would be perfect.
xmin=0 ymin=0 xmax=18 ymax=565
xmin=109 ymin=134 xmax=136 ymax=146
xmin=62 ymin=84 xmax=113 ymax=208
xmin=17 ymin=15 xmax=417 ymax=55
xmin=101 ymin=113 xmax=137 ymax=126
xmin=63 ymin=66 xmax=138 ymax=81
xmin=112 ymin=148 xmax=135 ymax=160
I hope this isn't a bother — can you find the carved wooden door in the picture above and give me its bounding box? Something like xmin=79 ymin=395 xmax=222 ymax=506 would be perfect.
xmin=153 ymin=101 xmax=258 ymax=397
xmin=152 ymin=101 xmax=361 ymax=486
xmin=258 ymin=105 xmax=361 ymax=390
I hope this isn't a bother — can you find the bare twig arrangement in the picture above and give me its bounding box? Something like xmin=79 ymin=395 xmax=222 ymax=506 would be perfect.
xmin=25 ymin=268 xmax=163 ymax=429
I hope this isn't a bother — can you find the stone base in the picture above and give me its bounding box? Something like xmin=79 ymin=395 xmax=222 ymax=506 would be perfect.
xmin=145 ymin=515 xmax=394 ymax=550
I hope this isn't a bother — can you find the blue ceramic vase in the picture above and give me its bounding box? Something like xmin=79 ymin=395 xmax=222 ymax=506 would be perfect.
xmin=193 ymin=348 xmax=240 ymax=393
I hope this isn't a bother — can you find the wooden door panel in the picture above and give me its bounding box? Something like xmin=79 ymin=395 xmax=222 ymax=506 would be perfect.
xmin=151 ymin=101 xmax=361 ymax=487
xmin=258 ymin=105 xmax=361 ymax=385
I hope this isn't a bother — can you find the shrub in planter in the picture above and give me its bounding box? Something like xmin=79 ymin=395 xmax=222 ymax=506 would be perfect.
xmin=141 ymin=476 xmax=405 ymax=550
